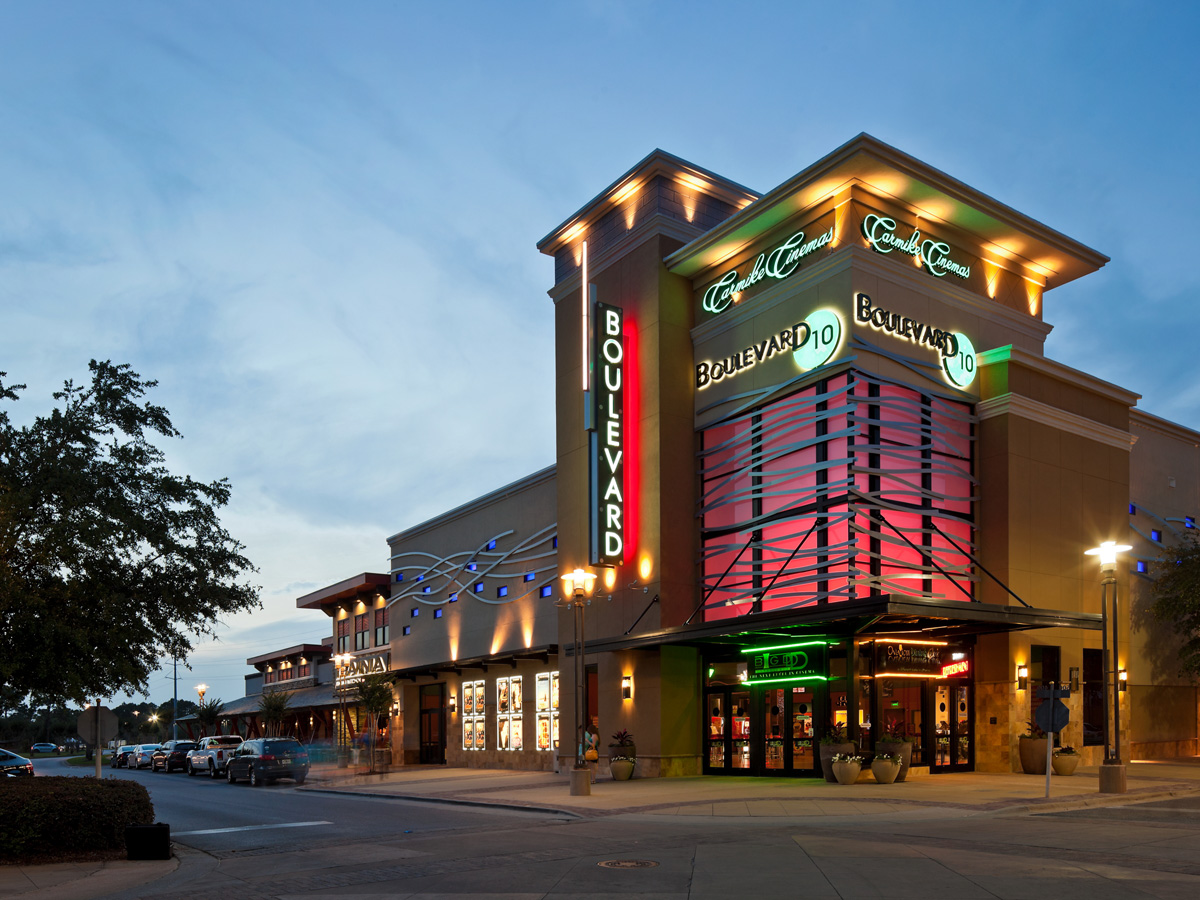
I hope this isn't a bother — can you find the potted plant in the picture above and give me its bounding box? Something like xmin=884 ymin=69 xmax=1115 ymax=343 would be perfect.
xmin=830 ymin=752 xmax=863 ymax=785
xmin=870 ymin=752 xmax=901 ymax=784
xmin=819 ymin=722 xmax=854 ymax=783
xmin=609 ymin=729 xmax=635 ymax=781
xmin=1052 ymin=745 xmax=1080 ymax=776
xmin=875 ymin=720 xmax=914 ymax=782
xmin=1018 ymin=721 xmax=1049 ymax=774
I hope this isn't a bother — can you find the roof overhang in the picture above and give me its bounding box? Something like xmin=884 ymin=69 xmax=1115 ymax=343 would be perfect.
xmin=246 ymin=643 xmax=331 ymax=667
xmin=296 ymin=573 xmax=390 ymax=611
xmin=665 ymin=133 xmax=1108 ymax=291
xmin=390 ymin=645 xmax=559 ymax=681
xmin=576 ymin=596 xmax=1101 ymax=656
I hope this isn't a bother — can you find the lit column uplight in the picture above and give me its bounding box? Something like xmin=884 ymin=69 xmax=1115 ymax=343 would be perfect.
xmin=581 ymin=240 xmax=589 ymax=392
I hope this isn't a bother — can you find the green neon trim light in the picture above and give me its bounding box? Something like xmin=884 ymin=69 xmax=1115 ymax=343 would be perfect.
xmin=743 ymin=674 xmax=830 ymax=686
xmin=741 ymin=640 xmax=834 ymax=654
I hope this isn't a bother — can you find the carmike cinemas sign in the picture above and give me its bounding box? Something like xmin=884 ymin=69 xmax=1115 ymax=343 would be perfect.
xmin=589 ymin=302 xmax=624 ymax=565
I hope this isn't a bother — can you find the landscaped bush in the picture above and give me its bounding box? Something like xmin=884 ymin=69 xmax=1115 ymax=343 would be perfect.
xmin=0 ymin=777 xmax=154 ymax=858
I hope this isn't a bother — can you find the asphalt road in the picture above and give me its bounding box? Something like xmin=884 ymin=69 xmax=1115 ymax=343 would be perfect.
xmin=39 ymin=757 xmax=569 ymax=857
xmin=36 ymin=758 xmax=1200 ymax=898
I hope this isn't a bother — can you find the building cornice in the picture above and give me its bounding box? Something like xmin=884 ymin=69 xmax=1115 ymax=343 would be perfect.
xmin=977 ymin=345 xmax=1142 ymax=407
xmin=1130 ymin=408 xmax=1200 ymax=447
xmin=977 ymin=392 xmax=1135 ymax=451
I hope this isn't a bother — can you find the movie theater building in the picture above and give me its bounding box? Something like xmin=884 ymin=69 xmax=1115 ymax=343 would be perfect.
xmin=292 ymin=135 xmax=1198 ymax=777
xmin=534 ymin=134 xmax=1200 ymax=776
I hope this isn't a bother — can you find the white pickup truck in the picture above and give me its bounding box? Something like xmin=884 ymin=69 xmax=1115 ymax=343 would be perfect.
xmin=186 ymin=735 xmax=244 ymax=777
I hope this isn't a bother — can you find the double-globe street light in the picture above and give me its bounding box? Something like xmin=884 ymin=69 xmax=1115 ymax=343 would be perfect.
xmin=559 ymin=567 xmax=597 ymax=796
xmin=1085 ymin=540 xmax=1131 ymax=794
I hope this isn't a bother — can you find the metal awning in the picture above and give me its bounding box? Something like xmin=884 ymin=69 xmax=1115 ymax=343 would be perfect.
xmin=574 ymin=595 xmax=1100 ymax=656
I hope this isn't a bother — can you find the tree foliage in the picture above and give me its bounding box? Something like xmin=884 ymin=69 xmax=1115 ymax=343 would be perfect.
xmin=194 ymin=697 xmax=224 ymax=737
xmin=356 ymin=673 xmax=394 ymax=773
xmin=258 ymin=690 xmax=293 ymax=738
xmin=1150 ymin=531 xmax=1200 ymax=678
xmin=0 ymin=361 xmax=260 ymax=702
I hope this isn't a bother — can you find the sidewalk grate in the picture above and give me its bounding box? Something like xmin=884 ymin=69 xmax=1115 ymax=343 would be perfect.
xmin=597 ymin=859 xmax=659 ymax=868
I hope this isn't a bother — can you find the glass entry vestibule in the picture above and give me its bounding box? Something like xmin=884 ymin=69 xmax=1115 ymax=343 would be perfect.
xmin=703 ymin=638 xmax=974 ymax=776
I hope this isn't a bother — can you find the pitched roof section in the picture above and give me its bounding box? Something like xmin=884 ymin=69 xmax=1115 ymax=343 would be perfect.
xmin=537 ymin=148 xmax=759 ymax=258
xmin=665 ymin=133 xmax=1108 ymax=291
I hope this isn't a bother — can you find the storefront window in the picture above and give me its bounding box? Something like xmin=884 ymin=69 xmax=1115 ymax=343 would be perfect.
xmin=462 ymin=679 xmax=486 ymax=750
xmin=496 ymin=676 xmax=523 ymax=751
xmin=535 ymin=672 xmax=559 ymax=752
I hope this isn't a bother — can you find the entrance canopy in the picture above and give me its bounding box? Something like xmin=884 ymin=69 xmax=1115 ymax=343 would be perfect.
xmin=581 ymin=595 xmax=1101 ymax=656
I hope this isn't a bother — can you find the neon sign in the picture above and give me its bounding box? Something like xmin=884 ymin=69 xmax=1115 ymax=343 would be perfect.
xmin=589 ymin=303 xmax=624 ymax=564
xmin=702 ymin=227 xmax=834 ymax=314
xmin=855 ymin=293 xmax=976 ymax=388
xmin=942 ymin=660 xmax=970 ymax=677
xmin=695 ymin=309 xmax=843 ymax=390
xmin=861 ymin=214 xmax=971 ymax=280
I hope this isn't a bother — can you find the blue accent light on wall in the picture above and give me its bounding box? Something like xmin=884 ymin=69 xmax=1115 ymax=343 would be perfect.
xmin=1152 ymin=529 xmax=1162 ymax=542
xmin=396 ymin=573 xmax=404 ymax=581
xmin=422 ymin=586 xmax=431 ymax=594
xmin=487 ymin=540 xmax=497 ymax=550
xmin=449 ymin=593 xmax=458 ymax=602
xmin=524 ymin=573 xmax=535 ymax=582
xmin=1137 ymin=560 xmax=1148 ymax=573
xmin=403 ymin=625 xmax=411 ymax=636
xmin=540 ymin=585 xmax=552 ymax=598
xmin=468 ymin=563 xmax=477 ymax=572
xmin=474 ymin=582 xmax=484 ymax=593
xmin=411 ymin=608 xmax=419 ymax=617
xmin=416 ymin=574 xmax=423 ymax=581
xmin=552 ymin=537 xmax=558 ymax=548
xmin=434 ymin=608 xmax=443 ymax=619
xmin=1129 ymin=504 xmax=1136 ymax=515
xmin=1188 ymin=517 xmax=1196 ymax=529
xmin=497 ymin=586 xmax=508 ymax=598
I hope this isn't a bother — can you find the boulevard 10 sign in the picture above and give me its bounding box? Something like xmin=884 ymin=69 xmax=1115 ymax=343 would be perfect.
xmin=590 ymin=302 xmax=625 ymax=565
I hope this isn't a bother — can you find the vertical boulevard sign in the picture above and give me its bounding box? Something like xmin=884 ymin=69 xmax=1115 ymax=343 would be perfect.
xmin=590 ymin=302 xmax=624 ymax=565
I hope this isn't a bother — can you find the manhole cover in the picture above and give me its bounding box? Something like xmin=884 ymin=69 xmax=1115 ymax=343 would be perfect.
xmin=598 ymin=859 xmax=659 ymax=869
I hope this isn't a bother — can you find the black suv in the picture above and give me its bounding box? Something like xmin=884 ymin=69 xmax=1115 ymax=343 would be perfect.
xmin=225 ymin=738 xmax=310 ymax=786
xmin=151 ymin=740 xmax=198 ymax=773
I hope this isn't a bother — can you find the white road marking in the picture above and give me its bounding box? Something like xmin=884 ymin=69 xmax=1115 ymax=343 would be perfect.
xmin=174 ymin=820 xmax=332 ymax=836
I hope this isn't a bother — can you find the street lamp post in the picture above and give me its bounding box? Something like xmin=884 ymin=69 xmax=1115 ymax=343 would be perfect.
xmin=559 ymin=567 xmax=596 ymax=796
xmin=195 ymin=684 xmax=208 ymax=739
xmin=1086 ymin=540 xmax=1131 ymax=794
xmin=334 ymin=653 xmax=352 ymax=767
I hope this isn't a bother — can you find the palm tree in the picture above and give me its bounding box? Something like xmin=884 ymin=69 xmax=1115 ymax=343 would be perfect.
xmin=257 ymin=690 xmax=293 ymax=738
xmin=195 ymin=697 xmax=223 ymax=737
xmin=355 ymin=673 xmax=394 ymax=773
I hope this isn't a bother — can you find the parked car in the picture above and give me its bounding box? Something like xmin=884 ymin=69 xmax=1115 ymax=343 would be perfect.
xmin=29 ymin=743 xmax=57 ymax=754
xmin=131 ymin=743 xmax=162 ymax=769
xmin=186 ymin=735 xmax=244 ymax=777
xmin=111 ymin=745 xmax=135 ymax=768
xmin=225 ymin=738 xmax=310 ymax=786
xmin=1 ymin=748 xmax=34 ymax=777
xmin=151 ymin=740 xmax=198 ymax=773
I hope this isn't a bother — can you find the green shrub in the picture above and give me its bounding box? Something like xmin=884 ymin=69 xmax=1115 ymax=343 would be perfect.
xmin=0 ymin=777 xmax=154 ymax=858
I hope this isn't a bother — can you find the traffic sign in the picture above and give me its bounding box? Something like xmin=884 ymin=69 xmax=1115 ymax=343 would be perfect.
xmin=1034 ymin=698 xmax=1069 ymax=734
xmin=76 ymin=706 xmax=118 ymax=745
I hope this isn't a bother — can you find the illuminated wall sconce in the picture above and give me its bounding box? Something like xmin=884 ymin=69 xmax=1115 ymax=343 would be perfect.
xmin=448 ymin=693 xmax=457 ymax=713
xmin=1069 ymin=667 xmax=1080 ymax=692
xmin=621 ymin=675 xmax=633 ymax=700
xmin=1017 ymin=665 xmax=1029 ymax=691
xmin=1118 ymin=669 xmax=1128 ymax=692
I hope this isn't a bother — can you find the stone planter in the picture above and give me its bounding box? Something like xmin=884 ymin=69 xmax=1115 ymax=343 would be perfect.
xmin=831 ymin=759 xmax=861 ymax=785
xmin=1052 ymin=753 xmax=1079 ymax=776
xmin=871 ymin=757 xmax=900 ymax=784
xmin=1018 ymin=736 xmax=1048 ymax=774
xmin=875 ymin=741 xmax=913 ymax=782
xmin=819 ymin=742 xmax=855 ymax=783
xmin=609 ymin=758 xmax=634 ymax=781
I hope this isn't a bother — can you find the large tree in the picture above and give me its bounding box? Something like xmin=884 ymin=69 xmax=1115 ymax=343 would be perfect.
xmin=1151 ymin=531 xmax=1200 ymax=678
xmin=0 ymin=360 xmax=260 ymax=703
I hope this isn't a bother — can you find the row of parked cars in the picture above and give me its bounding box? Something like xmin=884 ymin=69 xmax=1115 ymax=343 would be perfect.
xmin=111 ymin=735 xmax=310 ymax=785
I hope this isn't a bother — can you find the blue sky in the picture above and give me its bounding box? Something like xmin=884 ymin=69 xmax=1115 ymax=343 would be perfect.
xmin=2 ymin=1 xmax=1197 ymax=706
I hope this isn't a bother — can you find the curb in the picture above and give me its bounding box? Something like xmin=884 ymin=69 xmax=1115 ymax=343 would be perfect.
xmin=999 ymin=784 xmax=1200 ymax=816
xmin=297 ymin=785 xmax=585 ymax=819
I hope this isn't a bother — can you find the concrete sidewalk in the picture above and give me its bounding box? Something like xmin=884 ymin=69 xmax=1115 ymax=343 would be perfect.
xmin=299 ymin=758 xmax=1200 ymax=819
xmin=4 ymin=759 xmax=1199 ymax=899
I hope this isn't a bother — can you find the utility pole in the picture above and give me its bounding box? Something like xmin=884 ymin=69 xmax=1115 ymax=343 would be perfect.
xmin=172 ymin=655 xmax=178 ymax=741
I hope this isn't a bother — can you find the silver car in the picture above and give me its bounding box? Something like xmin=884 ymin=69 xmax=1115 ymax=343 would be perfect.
xmin=131 ymin=743 xmax=161 ymax=769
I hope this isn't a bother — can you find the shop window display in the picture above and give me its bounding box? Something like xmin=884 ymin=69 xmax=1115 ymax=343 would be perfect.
xmin=535 ymin=671 xmax=560 ymax=752
xmin=496 ymin=676 xmax=523 ymax=751
xmin=462 ymin=679 xmax=486 ymax=751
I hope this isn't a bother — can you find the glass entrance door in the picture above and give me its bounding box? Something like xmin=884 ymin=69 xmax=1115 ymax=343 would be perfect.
xmin=419 ymin=684 xmax=445 ymax=765
xmin=705 ymin=684 xmax=819 ymax=776
xmin=932 ymin=680 xmax=971 ymax=770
